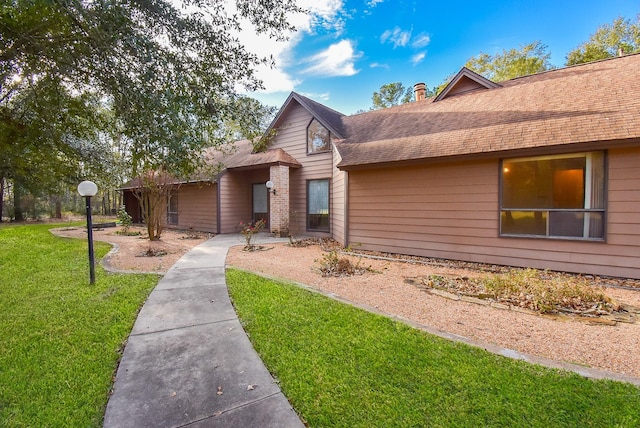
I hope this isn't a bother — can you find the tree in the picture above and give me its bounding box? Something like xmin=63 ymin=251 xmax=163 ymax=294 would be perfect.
xmin=566 ymin=15 xmax=640 ymax=65
xmin=1 ymin=0 xmax=300 ymax=235
xmin=464 ymin=41 xmax=554 ymax=82
xmin=371 ymin=82 xmax=414 ymax=109
xmin=0 ymin=75 xmax=111 ymax=221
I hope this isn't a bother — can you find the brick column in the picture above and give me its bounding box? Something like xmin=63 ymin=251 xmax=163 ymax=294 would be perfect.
xmin=269 ymin=165 xmax=289 ymax=237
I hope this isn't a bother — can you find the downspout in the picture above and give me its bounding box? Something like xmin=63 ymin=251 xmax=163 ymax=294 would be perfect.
xmin=344 ymin=170 xmax=349 ymax=247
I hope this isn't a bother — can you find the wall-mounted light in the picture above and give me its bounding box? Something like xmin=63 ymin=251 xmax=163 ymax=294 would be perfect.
xmin=265 ymin=180 xmax=276 ymax=195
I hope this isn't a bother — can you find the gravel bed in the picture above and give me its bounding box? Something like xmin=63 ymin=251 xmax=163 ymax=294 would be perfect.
xmin=226 ymin=242 xmax=640 ymax=379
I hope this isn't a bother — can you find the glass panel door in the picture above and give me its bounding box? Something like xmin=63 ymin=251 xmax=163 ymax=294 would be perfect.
xmin=252 ymin=183 xmax=268 ymax=225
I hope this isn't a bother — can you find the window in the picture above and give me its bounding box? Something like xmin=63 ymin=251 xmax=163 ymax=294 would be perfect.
xmin=167 ymin=194 xmax=178 ymax=225
xmin=307 ymin=179 xmax=330 ymax=232
xmin=307 ymin=119 xmax=330 ymax=154
xmin=500 ymin=152 xmax=605 ymax=240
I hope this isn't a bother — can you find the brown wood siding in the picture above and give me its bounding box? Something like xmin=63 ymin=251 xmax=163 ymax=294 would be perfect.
xmin=175 ymin=183 xmax=217 ymax=233
xmin=447 ymin=76 xmax=484 ymax=96
xmin=219 ymin=172 xmax=247 ymax=233
xmin=348 ymin=149 xmax=640 ymax=279
xmin=607 ymin=147 xmax=640 ymax=249
xmin=123 ymin=191 xmax=141 ymax=223
xmin=271 ymin=103 xmax=333 ymax=237
xmin=331 ymin=145 xmax=346 ymax=244
xmin=218 ymin=169 xmax=269 ymax=233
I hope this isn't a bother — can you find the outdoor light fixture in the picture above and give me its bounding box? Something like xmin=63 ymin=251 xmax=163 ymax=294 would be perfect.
xmin=265 ymin=180 xmax=276 ymax=195
xmin=77 ymin=180 xmax=98 ymax=284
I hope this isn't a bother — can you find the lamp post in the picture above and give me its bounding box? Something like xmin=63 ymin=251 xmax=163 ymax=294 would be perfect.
xmin=78 ymin=180 xmax=98 ymax=284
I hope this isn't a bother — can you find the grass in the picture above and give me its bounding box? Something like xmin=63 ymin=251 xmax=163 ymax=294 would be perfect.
xmin=227 ymin=269 xmax=640 ymax=428
xmin=0 ymin=223 xmax=159 ymax=427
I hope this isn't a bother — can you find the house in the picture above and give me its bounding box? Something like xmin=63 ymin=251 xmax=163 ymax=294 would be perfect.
xmin=123 ymin=53 xmax=640 ymax=279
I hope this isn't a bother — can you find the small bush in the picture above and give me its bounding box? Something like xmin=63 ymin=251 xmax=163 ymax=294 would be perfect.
xmin=239 ymin=218 xmax=266 ymax=250
xmin=117 ymin=205 xmax=132 ymax=232
xmin=317 ymin=250 xmax=369 ymax=277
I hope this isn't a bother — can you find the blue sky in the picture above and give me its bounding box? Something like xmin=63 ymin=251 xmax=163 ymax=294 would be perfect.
xmin=241 ymin=0 xmax=639 ymax=115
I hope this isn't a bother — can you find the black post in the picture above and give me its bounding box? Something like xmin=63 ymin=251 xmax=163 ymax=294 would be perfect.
xmin=85 ymin=195 xmax=95 ymax=284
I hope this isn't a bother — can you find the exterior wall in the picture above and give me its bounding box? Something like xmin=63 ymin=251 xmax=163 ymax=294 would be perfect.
xmin=331 ymin=144 xmax=347 ymax=245
xmin=347 ymin=147 xmax=640 ymax=279
xmin=123 ymin=191 xmax=141 ymax=223
xmin=269 ymin=165 xmax=290 ymax=236
xmin=218 ymin=169 xmax=269 ymax=233
xmin=175 ymin=182 xmax=217 ymax=233
xmin=270 ymin=103 xmax=334 ymax=238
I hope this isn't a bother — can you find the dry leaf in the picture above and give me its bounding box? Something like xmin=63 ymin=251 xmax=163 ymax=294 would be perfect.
xmin=171 ymin=391 xmax=177 ymax=397
xmin=247 ymin=384 xmax=256 ymax=391
xmin=217 ymin=386 xmax=223 ymax=395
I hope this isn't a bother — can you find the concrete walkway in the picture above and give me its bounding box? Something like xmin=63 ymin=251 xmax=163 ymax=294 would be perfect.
xmin=103 ymin=234 xmax=304 ymax=428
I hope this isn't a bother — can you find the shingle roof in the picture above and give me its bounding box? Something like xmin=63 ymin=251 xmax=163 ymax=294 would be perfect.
xmin=209 ymin=140 xmax=302 ymax=170
xmin=336 ymin=54 xmax=640 ymax=169
xmin=268 ymin=92 xmax=346 ymax=139
xmin=120 ymin=141 xmax=301 ymax=189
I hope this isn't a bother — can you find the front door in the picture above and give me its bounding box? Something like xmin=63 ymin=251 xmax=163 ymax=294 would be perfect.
xmin=252 ymin=183 xmax=268 ymax=225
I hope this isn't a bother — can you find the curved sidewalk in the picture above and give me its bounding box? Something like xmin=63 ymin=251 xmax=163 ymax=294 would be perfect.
xmin=104 ymin=234 xmax=304 ymax=428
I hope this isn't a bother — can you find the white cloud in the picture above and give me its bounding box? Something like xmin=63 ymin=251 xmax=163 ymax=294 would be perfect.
xmin=370 ymin=62 xmax=390 ymax=69
xmin=366 ymin=0 xmax=384 ymax=8
xmin=302 ymin=40 xmax=360 ymax=77
xmin=302 ymin=0 xmax=347 ymax=35
xmin=251 ymin=64 xmax=302 ymax=93
xmin=234 ymin=0 xmax=347 ymax=94
xmin=380 ymin=27 xmax=411 ymax=48
xmin=300 ymin=91 xmax=331 ymax=102
xmin=411 ymin=52 xmax=426 ymax=66
xmin=412 ymin=33 xmax=431 ymax=48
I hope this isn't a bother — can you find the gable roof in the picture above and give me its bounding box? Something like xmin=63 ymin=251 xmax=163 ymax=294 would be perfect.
xmin=208 ymin=140 xmax=301 ymax=171
xmin=336 ymin=53 xmax=640 ymax=169
xmin=434 ymin=67 xmax=501 ymax=101
xmin=119 ymin=141 xmax=301 ymax=189
xmin=268 ymin=92 xmax=346 ymax=139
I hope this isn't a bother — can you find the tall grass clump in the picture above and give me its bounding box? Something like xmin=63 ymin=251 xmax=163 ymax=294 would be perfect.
xmin=483 ymin=268 xmax=617 ymax=314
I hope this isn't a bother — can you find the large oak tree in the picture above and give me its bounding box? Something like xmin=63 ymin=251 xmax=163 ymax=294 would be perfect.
xmin=1 ymin=0 xmax=299 ymax=229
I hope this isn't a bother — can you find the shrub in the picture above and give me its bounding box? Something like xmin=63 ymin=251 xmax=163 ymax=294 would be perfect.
xmin=317 ymin=250 xmax=369 ymax=277
xmin=481 ymin=269 xmax=617 ymax=314
xmin=117 ymin=205 xmax=132 ymax=232
xmin=239 ymin=218 xmax=266 ymax=250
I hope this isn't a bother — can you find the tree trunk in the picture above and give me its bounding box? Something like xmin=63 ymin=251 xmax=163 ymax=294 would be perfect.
xmin=55 ymin=197 xmax=62 ymax=219
xmin=131 ymin=170 xmax=175 ymax=241
xmin=13 ymin=180 xmax=24 ymax=221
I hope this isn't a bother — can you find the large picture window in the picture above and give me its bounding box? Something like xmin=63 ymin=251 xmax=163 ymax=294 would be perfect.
xmin=307 ymin=119 xmax=330 ymax=154
xmin=307 ymin=179 xmax=330 ymax=232
xmin=500 ymin=152 xmax=605 ymax=240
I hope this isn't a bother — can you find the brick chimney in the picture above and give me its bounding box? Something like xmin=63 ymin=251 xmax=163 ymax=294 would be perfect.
xmin=413 ymin=82 xmax=426 ymax=101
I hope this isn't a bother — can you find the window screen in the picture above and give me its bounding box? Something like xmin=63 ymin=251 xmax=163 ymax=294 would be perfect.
xmin=500 ymin=152 xmax=605 ymax=240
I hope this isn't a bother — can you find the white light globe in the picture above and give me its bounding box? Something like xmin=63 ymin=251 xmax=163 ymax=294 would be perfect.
xmin=77 ymin=180 xmax=98 ymax=197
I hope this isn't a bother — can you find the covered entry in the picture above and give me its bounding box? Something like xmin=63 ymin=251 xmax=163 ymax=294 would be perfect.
xmin=252 ymin=183 xmax=269 ymax=225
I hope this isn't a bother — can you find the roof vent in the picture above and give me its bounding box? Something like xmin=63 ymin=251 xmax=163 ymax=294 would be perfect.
xmin=413 ymin=82 xmax=426 ymax=101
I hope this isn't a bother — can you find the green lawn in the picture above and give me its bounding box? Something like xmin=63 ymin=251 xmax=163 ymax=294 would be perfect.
xmin=227 ymin=269 xmax=640 ymax=428
xmin=0 ymin=223 xmax=159 ymax=427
